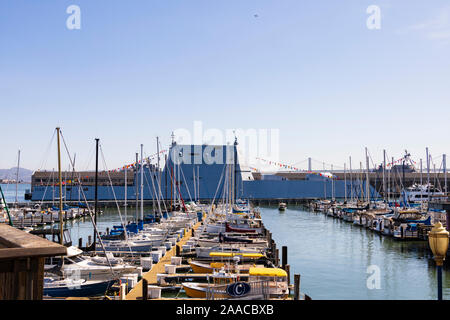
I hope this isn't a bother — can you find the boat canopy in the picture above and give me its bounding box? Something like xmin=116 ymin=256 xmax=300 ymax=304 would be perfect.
xmin=209 ymin=252 xmax=264 ymax=258
xmin=249 ymin=267 xmax=287 ymax=277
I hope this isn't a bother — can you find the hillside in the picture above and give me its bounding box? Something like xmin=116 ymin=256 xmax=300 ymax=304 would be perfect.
xmin=0 ymin=167 xmax=33 ymax=183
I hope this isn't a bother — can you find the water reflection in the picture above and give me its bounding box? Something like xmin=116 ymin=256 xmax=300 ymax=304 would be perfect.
xmin=260 ymin=205 xmax=448 ymax=300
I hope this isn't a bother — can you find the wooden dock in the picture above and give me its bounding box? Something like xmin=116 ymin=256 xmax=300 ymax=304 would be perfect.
xmin=125 ymin=220 xmax=203 ymax=300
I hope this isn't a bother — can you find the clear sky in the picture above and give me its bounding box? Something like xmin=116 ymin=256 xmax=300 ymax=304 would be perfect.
xmin=1 ymin=1 xmax=450 ymax=172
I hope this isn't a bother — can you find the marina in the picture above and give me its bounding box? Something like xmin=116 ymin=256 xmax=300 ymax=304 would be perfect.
xmin=2 ymin=1 xmax=450 ymax=306
xmin=2 ymin=136 xmax=450 ymax=301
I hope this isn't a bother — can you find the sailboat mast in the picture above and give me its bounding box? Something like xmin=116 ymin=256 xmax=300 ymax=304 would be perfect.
xmin=383 ymin=150 xmax=386 ymax=202
xmin=344 ymin=163 xmax=347 ymax=202
xmin=331 ymin=164 xmax=335 ymax=201
xmin=56 ymin=128 xmax=64 ymax=246
xmin=426 ymin=147 xmax=430 ymax=201
xmin=420 ymin=158 xmax=423 ymax=202
xmin=140 ymin=144 xmax=144 ymax=221
xmin=197 ymin=166 xmax=200 ymax=203
xmin=365 ymin=147 xmax=370 ymax=203
xmin=15 ymin=149 xmax=20 ymax=206
xmin=349 ymin=156 xmax=353 ymax=202
xmin=124 ymin=164 xmax=127 ymax=223
xmin=93 ymin=138 xmax=99 ymax=249
xmin=135 ymin=153 xmax=139 ymax=222
xmin=193 ymin=166 xmax=196 ymax=202
xmin=444 ymin=154 xmax=447 ymax=195
xmin=157 ymin=136 xmax=161 ymax=188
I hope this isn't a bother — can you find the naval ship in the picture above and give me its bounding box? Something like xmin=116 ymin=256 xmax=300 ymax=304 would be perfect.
xmin=28 ymin=141 xmax=376 ymax=202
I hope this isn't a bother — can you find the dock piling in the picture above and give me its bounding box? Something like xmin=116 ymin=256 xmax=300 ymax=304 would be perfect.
xmin=282 ymin=246 xmax=288 ymax=269
xmin=285 ymin=264 xmax=290 ymax=285
xmin=142 ymin=278 xmax=148 ymax=300
xmin=294 ymin=274 xmax=301 ymax=300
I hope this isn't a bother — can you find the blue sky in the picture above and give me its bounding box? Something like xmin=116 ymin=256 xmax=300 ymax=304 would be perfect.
xmin=1 ymin=1 xmax=450 ymax=172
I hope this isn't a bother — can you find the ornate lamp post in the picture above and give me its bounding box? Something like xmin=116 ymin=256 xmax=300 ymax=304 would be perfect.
xmin=428 ymin=222 xmax=449 ymax=300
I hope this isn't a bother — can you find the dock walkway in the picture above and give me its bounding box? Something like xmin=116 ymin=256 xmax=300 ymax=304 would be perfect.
xmin=125 ymin=220 xmax=202 ymax=300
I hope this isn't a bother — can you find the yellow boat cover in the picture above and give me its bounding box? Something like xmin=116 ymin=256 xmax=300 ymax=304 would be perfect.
xmin=210 ymin=262 xmax=225 ymax=268
xmin=209 ymin=252 xmax=265 ymax=258
xmin=249 ymin=267 xmax=287 ymax=277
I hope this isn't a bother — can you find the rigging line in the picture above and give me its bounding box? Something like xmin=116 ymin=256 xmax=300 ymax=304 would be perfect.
xmin=142 ymin=162 xmax=159 ymax=215
xmin=147 ymin=158 xmax=169 ymax=215
xmin=99 ymin=143 xmax=134 ymax=257
xmin=288 ymin=158 xmax=309 ymax=167
xmin=38 ymin=170 xmax=55 ymax=206
xmin=58 ymin=136 xmax=117 ymax=277
xmin=83 ymin=143 xmax=96 ymax=172
xmin=210 ymin=163 xmax=227 ymax=213
xmin=146 ymin=156 xmax=167 ymax=214
xmin=145 ymin=159 xmax=163 ymax=216
xmin=179 ymin=165 xmax=193 ymax=203
xmin=36 ymin=129 xmax=57 ymax=171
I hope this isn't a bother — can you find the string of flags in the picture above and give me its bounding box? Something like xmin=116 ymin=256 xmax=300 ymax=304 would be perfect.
xmin=255 ymin=157 xmax=301 ymax=171
xmin=386 ymin=157 xmax=416 ymax=167
xmin=107 ymin=149 xmax=168 ymax=173
xmin=254 ymin=157 xmax=337 ymax=179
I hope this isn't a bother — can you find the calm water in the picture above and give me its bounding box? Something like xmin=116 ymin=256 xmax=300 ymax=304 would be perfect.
xmin=1 ymin=183 xmax=30 ymax=203
xmin=260 ymin=205 xmax=449 ymax=300
xmin=22 ymin=199 xmax=450 ymax=300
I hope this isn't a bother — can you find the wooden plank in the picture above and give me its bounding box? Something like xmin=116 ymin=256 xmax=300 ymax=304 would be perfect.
xmin=126 ymin=221 xmax=202 ymax=300
xmin=0 ymin=224 xmax=67 ymax=259
xmin=0 ymin=247 xmax=67 ymax=260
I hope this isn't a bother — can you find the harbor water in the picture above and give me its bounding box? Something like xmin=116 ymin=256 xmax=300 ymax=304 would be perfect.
xmin=6 ymin=184 xmax=449 ymax=300
xmin=1 ymin=183 xmax=30 ymax=203
xmin=260 ymin=205 xmax=449 ymax=300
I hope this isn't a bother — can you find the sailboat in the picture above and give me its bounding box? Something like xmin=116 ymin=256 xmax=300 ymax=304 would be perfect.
xmin=43 ymin=129 xmax=118 ymax=298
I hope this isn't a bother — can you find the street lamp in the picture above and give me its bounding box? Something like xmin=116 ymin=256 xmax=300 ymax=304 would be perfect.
xmin=428 ymin=222 xmax=449 ymax=300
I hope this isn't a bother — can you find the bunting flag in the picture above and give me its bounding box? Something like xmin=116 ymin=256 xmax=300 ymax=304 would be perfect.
xmin=107 ymin=149 xmax=168 ymax=173
xmin=255 ymin=157 xmax=301 ymax=171
xmin=255 ymin=157 xmax=337 ymax=179
xmin=386 ymin=157 xmax=417 ymax=167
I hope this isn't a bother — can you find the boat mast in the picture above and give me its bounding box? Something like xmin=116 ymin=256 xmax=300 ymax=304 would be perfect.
xmin=331 ymin=164 xmax=335 ymax=201
xmin=426 ymin=147 xmax=430 ymax=201
xmin=359 ymin=162 xmax=363 ymax=201
xmin=193 ymin=166 xmax=196 ymax=202
xmin=140 ymin=144 xmax=144 ymax=221
xmin=124 ymin=163 xmax=127 ymax=223
xmin=197 ymin=166 xmax=200 ymax=203
xmin=344 ymin=163 xmax=347 ymax=202
xmin=383 ymin=149 xmax=386 ymax=202
xmin=135 ymin=153 xmax=139 ymax=222
xmin=365 ymin=147 xmax=370 ymax=203
xmin=391 ymin=157 xmax=395 ymax=201
xmin=93 ymin=138 xmax=99 ymax=249
xmin=52 ymin=167 xmax=55 ymax=206
xmin=420 ymin=158 xmax=423 ymax=202
xmin=15 ymin=149 xmax=20 ymax=207
xmin=444 ymin=154 xmax=447 ymax=196
xmin=349 ymin=156 xmax=353 ymax=202
xmin=157 ymin=136 xmax=161 ymax=191
xmin=56 ymin=128 xmax=64 ymax=246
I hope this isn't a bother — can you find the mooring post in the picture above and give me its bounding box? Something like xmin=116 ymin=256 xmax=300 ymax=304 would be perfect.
xmin=88 ymin=235 xmax=92 ymax=247
xmin=142 ymin=278 xmax=148 ymax=300
xmin=275 ymin=248 xmax=279 ymax=267
xmin=78 ymin=237 xmax=82 ymax=248
xmin=282 ymin=246 xmax=288 ymax=269
xmin=176 ymin=244 xmax=180 ymax=257
xmin=285 ymin=264 xmax=290 ymax=285
xmin=106 ymin=227 xmax=110 ymax=235
xmin=294 ymin=274 xmax=301 ymax=300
